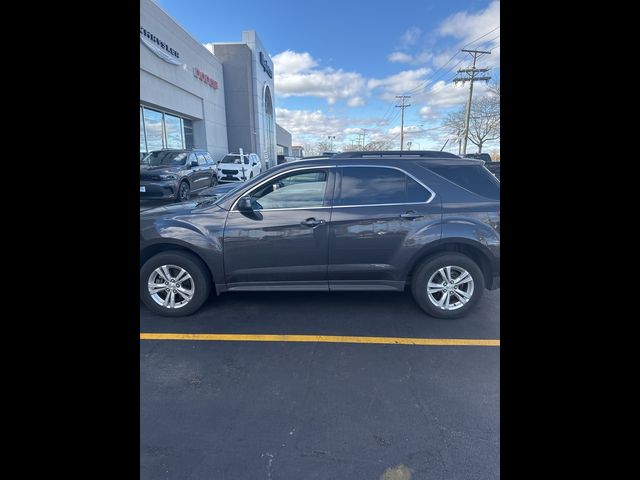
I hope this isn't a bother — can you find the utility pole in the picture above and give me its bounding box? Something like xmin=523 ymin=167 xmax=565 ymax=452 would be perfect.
xmin=453 ymin=49 xmax=491 ymax=155
xmin=395 ymin=95 xmax=411 ymax=151
xmin=361 ymin=129 xmax=367 ymax=149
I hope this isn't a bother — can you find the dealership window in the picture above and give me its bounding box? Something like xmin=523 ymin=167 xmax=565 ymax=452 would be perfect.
xmin=140 ymin=107 xmax=147 ymax=154
xmin=164 ymin=113 xmax=183 ymax=149
xmin=139 ymin=106 xmax=193 ymax=154
xmin=142 ymin=108 xmax=165 ymax=152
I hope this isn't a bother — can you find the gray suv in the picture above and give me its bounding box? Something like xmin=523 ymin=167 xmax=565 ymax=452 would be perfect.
xmin=140 ymin=149 xmax=218 ymax=202
xmin=140 ymin=151 xmax=500 ymax=318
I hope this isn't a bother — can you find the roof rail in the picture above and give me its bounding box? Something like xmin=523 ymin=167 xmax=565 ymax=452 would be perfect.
xmin=332 ymin=150 xmax=460 ymax=159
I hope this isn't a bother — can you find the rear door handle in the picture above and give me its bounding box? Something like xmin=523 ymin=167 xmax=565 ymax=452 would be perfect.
xmin=400 ymin=211 xmax=424 ymax=220
xmin=301 ymin=218 xmax=325 ymax=227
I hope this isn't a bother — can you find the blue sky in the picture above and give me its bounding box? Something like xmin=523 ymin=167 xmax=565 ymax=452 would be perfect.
xmin=156 ymin=0 xmax=500 ymax=153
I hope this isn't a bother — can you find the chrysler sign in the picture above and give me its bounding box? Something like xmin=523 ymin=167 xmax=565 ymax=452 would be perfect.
xmin=140 ymin=27 xmax=182 ymax=65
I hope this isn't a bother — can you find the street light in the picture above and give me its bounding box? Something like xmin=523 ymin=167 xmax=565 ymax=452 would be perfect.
xmin=328 ymin=135 xmax=335 ymax=151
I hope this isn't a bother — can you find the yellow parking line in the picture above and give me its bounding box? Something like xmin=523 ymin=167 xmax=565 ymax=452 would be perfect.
xmin=139 ymin=333 xmax=500 ymax=347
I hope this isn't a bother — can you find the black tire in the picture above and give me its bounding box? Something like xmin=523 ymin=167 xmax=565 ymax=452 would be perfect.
xmin=210 ymin=174 xmax=218 ymax=187
xmin=177 ymin=181 xmax=190 ymax=202
xmin=140 ymin=251 xmax=212 ymax=317
xmin=410 ymin=253 xmax=485 ymax=319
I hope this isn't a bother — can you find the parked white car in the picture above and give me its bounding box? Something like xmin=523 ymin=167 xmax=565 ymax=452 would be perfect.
xmin=217 ymin=153 xmax=261 ymax=182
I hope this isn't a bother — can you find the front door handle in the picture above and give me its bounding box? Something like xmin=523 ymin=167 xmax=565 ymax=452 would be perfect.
xmin=301 ymin=218 xmax=325 ymax=227
xmin=400 ymin=211 xmax=424 ymax=220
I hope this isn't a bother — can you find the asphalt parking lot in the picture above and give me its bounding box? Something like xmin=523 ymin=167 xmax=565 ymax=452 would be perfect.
xmin=141 ymin=288 xmax=500 ymax=479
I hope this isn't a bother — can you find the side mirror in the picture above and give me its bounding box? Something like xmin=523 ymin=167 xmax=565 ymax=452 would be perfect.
xmin=237 ymin=196 xmax=253 ymax=212
xmin=189 ymin=160 xmax=198 ymax=168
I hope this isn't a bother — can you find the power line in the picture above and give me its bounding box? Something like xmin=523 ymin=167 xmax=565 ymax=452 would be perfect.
xmin=461 ymin=26 xmax=500 ymax=49
xmin=404 ymin=25 xmax=500 ymax=96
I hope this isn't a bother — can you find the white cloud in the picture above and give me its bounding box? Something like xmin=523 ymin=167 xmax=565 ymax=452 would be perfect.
xmin=438 ymin=0 xmax=500 ymax=45
xmin=275 ymin=108 xmax=346 ymax=138
xmin=368 ymin=68 xmax=430 ymax=101
xmin=419 ymin=106 xmax=432 ymax=119
xmin=388 ymin=52 xmax=413 ymax=63
xmin=388 ymin=125 xmax=425 ymax=135
xmin=347 ymin=96 xmax=365 ymax=107
xmin=400 ymin=27 xmax=422 ymax=47
xmin=272 ymin=50 xmax=316 ymax=74
xmin=420 ymin=79 xmax=491 ymax=108
xmin=272 ymin=51 xmax=367 ymax=106
xmin=437 ymin=0 xmax=500 ymax=65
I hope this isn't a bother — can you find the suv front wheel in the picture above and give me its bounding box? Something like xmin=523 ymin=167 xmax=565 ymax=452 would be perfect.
xmin=411 ymin=253 xmax=485 ymax=319
xmin=140 ymin=251 xmax=211 ymax=316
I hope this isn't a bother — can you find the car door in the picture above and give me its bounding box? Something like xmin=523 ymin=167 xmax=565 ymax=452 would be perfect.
xmin=192 ymin=152 xmax=210 ymax=191
xmin=328 ymin=165 xmax=442 ymax=290
xmin=223 ymin=167 xmax=335 ymax=289
xmin=203 ymin=152 xmax=217 ymax=180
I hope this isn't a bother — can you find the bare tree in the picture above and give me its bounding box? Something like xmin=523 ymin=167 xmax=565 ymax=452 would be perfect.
xmin=443 ymin=88 xmax=500 ymax=153
xmin=362 ymin=140 xmax=393 ymax=151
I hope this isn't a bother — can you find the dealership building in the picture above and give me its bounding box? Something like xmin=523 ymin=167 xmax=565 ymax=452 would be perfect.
xmin=140 ymin=0 xmax=289 ymax=169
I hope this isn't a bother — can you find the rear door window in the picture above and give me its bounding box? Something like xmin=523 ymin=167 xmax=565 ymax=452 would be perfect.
xmin=336 ymin=167 xmax=431 ymax=206
xmin=427 ymin=165 xmax=499 ymax=200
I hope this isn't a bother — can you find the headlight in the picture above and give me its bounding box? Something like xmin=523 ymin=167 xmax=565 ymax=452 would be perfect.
xmin=159 ymin=174 xmax=177 ymax=181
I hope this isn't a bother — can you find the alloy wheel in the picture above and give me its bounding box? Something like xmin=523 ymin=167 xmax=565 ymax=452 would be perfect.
xmin=147 ymin=264 xmax=195 ymax=309
xmin=426 ymin=265 xmax=475 ymax=311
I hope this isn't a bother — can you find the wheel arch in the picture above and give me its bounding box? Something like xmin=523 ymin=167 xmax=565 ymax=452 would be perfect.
xmin=405 ymin=239 xmax=495 ymax=287
xmin=140 ymin=242 xmax=218 ymax=293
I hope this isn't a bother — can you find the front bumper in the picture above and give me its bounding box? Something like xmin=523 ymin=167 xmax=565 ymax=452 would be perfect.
xmin=139 ymin=180 xmax=179 ymax=199
xmin=218 ymin=170 xmax=247 ymax=182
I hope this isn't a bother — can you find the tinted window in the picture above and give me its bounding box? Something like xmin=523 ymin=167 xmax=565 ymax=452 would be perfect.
xmin=142 ymin=151 xmax=188 ymax=166
xmin=337 ymin=167 xmax=429 ymax=206
xmin=428 ymin=165 xmax=499 ymax=200
xmin=203 ymin=153 xmax=214 ymax=165
xmin=407 ymin=176 xmax=430 ymax=202
xmin=196 ymin=153 xmax=207 ymax=166
xmin=249 ymin=171 xmax=328 ymax=210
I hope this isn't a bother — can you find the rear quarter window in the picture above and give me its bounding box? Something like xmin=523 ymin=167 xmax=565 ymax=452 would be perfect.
xmin=426 ymin=165 xmax=499 ymax=200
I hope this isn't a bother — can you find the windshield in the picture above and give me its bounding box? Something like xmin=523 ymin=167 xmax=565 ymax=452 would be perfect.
xmin=142 ymin=151 xmax=188 ymax=166
xmin=221 ymin=155 xmax=249 ymax=165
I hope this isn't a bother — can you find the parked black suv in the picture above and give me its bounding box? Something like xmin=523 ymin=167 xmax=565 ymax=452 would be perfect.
xmin=140 ymin=151 xmax=500 ymax=318
xmin=140 ymin=149 xmax=218 ymax=202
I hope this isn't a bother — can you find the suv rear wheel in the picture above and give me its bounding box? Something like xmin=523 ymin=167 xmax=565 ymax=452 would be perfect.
xmin=411 ymin=253 xmax=485 ymax=319
xmin=140 ymin=251 xmax=211 ymax=316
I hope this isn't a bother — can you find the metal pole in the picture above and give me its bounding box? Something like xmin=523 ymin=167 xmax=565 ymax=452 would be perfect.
xmin=461 ymin=65 xmax=475 ymax=155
